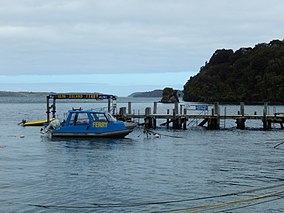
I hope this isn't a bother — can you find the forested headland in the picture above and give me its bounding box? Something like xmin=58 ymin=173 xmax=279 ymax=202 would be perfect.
xmin=183 ymin=39 xmax=284 ymax=104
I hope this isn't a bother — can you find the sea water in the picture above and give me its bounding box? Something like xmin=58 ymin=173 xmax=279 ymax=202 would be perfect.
xmin=0 ymin=97 xmax=284 ymax=212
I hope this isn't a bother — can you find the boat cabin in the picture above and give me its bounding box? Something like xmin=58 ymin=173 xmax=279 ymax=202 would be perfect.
xmin=65 ymin=108 xmax=117 ymax=127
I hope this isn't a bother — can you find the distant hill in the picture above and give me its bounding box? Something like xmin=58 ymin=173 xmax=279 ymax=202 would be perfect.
xmin=129 ymin=89 xmax=183 ymax=98
xmin=183 ymin=39 xmax=284 ymax=104
xmin=0 ymin=91 xmax=49 ymax=97
xmin=128 ymin=90 xmax=163 ymax=97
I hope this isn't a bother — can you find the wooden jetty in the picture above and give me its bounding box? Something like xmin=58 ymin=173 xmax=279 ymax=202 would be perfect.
xmin=116 ymin=102 xmax=284 ymax=130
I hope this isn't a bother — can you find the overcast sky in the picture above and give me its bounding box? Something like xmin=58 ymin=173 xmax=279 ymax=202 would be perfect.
xmin=0 ymin=0 xmax=283 ymax=96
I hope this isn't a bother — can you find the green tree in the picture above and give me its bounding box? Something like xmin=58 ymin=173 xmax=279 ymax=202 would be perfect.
xmin=183 ymin=39 xmax=284 ymax=104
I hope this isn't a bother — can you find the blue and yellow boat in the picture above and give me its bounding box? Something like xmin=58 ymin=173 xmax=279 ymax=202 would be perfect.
xmin=42 ymin=108 xmax=136 ymax=138
xmin=40 ymin=93 xmax=136 ymax=138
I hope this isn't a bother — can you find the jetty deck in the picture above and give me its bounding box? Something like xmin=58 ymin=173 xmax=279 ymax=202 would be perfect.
xmin=115 ymin=102 xmax=284 ymax=130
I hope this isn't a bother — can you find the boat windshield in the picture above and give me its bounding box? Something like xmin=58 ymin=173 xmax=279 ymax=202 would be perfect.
xmin=69 ymin=112 xmax=90 ymax=125
xmin=91 ymin=112 xmax=107 ymax=121
xmin=90 ymin=112 xmax=117 ymax=122
xmin=106 ymin=113 xmax=117 ymax=122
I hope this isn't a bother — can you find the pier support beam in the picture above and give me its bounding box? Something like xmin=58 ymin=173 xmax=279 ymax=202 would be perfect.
xmin=280 ymin=122 xmax=283 ymax=129
xmin=144 ymin=107 xmax=154 ymax=129
xmin=166 ymin=109 xmax=170 ymax=129
xmin=236 ymin=118 xmax=246 ymax=130
xmin=236 ymin=102 xmax=246 ymax=129
xmin=207 ymin=102 xmax=220 ymax=130
xmin=263 ymin=120 xmax=272 ymax=130
xmin=128 ymin=102 xmax=132 ymax=115
xmin=172 ymin=102 xmax=182 ymax=129
xmin=182 ymin=108 xmax=187 ymax=130
xmin=263 ymin=103 xmax=271 ymax=130
xmin=208 ymin=117 xmax=220 ymax=130
xmin=172 ymin=108 xmax=178 ymax=129
xmin=108 ymin=98 xmax=111 ymax=113
xmin=118 ymin=107 xmax=127 ymax=121
xmin=153 ymin=102 xmax=157 ymax=129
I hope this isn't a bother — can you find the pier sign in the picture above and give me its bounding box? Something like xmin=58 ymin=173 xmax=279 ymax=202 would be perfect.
xmin=195 ymin=105 xmax=208 ymax=111
xmin=49 ymin=93 xmax=117 ymax=100
xmin=54 ymin=94 xmax=99 ymax=99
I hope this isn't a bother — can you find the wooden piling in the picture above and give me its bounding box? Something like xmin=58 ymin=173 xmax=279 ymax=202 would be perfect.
xmin=240 ymin=102 xmax=245 ymax=116
xmin=153 ymin=102 xmax=158 ymax=114
xmin=118 ymin=107 xmax=127 ymax=121
xmin=208 ymin=102 xmax=220 ymax=130
xmin=153 ymin=102 xmax=157 ymax=129
xmin=174 ymin=102 xmax=179 ymax=114
xmin=172 ymin=108 xmax=177 ymax=129
xmin=263 ymin=103 xmax=271 ymax=130
xmin=172 ymin=102 xmax=182 ymax=129
xmin=108 ymin=98 xmax=111 ymax=113
xmin=166 ymin=109 xmax=170 ymax=129
xmin=236 ymin=118 xmax=246 ymax=130
xmin=128 ymin=102 xmax=132 ymax=115
xmin=208 ymin=117 xmax=219 ymax=130
xmin=145 ymin=107 xmax=151 ymax=116
xmin=144 ymin=107 xmax=153 ymax=129
xmin=183 ymin=108 xmax=187 ymax=130
xmin=180 ymin=104 xmax=183 ymax=115
xmin=214 ymin=102 xmax=220 ymax=116
xmin=171 ymin=108 xmax=177 ymax=129
xmin=119 ymin=107 xmax=126 ymax=116
xmin=236 ymin=102 xmax=246 ymax=130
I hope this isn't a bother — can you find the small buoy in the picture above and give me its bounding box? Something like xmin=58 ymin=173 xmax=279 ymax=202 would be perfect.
xmin=20 ymin=134 xmax=25 ymax=138
xmin=154 ymin=133 xmax=161 ymax=138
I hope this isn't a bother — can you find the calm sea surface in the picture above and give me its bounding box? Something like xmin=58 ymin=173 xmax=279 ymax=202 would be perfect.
xmin=1 ymin=97 xmax=284 ymax=212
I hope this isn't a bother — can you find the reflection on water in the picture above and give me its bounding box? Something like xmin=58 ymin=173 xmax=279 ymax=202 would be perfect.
xmin=42 ymin=136 xmax=134 ymax=148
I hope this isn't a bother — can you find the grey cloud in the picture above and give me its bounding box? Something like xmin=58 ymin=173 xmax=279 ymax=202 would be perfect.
xmin=0 ymin=0 xmax=284 ymax=75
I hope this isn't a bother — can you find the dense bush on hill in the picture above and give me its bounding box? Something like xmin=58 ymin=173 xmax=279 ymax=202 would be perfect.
xmin=183 ymin=39 xmax=284 ymax=104
xmin=160 ymin=87 xmax=180 ymax=103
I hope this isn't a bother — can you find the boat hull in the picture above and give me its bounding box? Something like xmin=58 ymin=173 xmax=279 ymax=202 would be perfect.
xmin=51 ymin=129 xmax=133 ymax=138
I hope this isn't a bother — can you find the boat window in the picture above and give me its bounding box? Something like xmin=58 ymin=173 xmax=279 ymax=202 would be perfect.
xmin=106 ymin=113 xmax=117 ymax=122
xmin=69 ymin=112 xmax=90 ymax=125
xmin=68 ymin=113 xmax=77 ymax=125
xmin=91 ymin=113 xmax=108 ymax=122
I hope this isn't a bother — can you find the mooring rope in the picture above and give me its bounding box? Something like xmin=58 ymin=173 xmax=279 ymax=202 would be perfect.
xmin=168 ymin=189 xmax=284 ymax=213
xmin=274 ymin=141 xmax=284 ymax=149
xmin=213 ymin=196 xmax=282 ymax=213
xmin=143 ymin=128 xmax=185 ymax=139
xmin=25 ymin=181 xmax=284 ymax=210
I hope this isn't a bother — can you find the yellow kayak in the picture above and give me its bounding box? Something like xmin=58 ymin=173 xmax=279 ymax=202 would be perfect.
xmin=20 ymin=118 xmax=54 ymax=127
